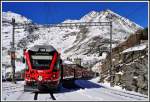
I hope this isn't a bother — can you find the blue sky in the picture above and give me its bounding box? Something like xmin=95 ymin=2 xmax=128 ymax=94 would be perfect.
xmin=2 ymin=2 xmax=148 ymax=27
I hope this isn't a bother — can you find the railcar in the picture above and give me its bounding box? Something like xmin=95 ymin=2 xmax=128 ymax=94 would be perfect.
xmin=23 ymin=45 xmax=63 ymax=91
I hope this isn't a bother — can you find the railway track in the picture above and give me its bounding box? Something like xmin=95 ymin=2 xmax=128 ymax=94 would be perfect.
xmin=18 ymin=79 xmax=82 ymax=100
xmin=31 ymin=79 xmax=83 ymax=100
xmin=33 ymin=91 xmax=56 ymax=100
xmin=3 ymin=79 xmax=83 ymax=101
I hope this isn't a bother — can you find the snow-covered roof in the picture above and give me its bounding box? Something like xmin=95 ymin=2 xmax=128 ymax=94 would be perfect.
xmin=122 ymin=44 xmax=147 ymax=53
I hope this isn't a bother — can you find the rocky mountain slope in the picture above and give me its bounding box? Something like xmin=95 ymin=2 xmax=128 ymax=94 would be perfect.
xmin=98 ymin=28 xmax=148 ymax=95
xmin=2 ymin=9 xmax=143 ymax=70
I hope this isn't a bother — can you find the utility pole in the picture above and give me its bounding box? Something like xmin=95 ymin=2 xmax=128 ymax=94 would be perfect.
xmin=11 ymin=18 xmax=16 ymax=84
xmin=110 ymin=21 xmax=113 ymax=86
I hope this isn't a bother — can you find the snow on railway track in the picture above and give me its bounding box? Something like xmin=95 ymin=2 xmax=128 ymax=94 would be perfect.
xmin=2 ymin=81 xmax=56 ymax=101
xmin=2 ymin=78 xmax=149 ymax=101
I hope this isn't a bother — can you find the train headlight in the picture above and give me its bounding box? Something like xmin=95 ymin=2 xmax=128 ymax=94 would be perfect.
xmin=38 ymin=76 xmax=43 ymax=81
xmin=53 ymin=74 xmax=56 ymax=78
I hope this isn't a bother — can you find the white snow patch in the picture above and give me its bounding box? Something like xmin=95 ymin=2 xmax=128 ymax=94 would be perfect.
xmin=63 ymin=60 xmax=73 ymax=64
xmin=115 ymin=71 xmax=124 ymax=75
xmin=122 ymin=44 xmax=146 ymax=53
xmin=133 ymin=76 xmax=138 ymax=79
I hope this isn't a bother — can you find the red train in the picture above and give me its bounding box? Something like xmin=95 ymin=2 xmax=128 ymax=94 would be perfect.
xmin=22 ymin=44 xmax=95 ymax=92
xmin=63 ymin=64 xmax=95 ymax=79
xmin=23 ymin=45 xmax=63 ymax=91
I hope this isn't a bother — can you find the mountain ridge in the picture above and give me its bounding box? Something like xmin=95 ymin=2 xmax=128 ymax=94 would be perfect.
xmin=2 ymin=9 xmax=143 ymax=69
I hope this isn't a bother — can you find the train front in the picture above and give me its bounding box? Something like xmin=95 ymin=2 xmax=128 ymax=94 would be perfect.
xmin=23 ymin=45 xmax=63 ymax=91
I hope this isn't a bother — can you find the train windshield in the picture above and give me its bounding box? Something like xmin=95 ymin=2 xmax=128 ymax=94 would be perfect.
xmin=29 ymin=51 xmax=54 ymax=70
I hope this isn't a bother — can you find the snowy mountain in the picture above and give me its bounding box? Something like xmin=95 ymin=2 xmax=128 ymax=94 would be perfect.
xmin=2 ymin=11 xmax=31 ymax=23
xmin=2 ymin=11 xmax=32 ymax=49
xmin=2 ymin=11 xmax=32 ymax=71
xmin=2 ymin=10 xmax=143 ymax=71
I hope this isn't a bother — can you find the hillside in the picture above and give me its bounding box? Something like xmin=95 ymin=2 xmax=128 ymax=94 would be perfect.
xmin=98 ymin=28 xmax=148 ymax=95
xmin=2 ymin=9 xmax=143 ymax=73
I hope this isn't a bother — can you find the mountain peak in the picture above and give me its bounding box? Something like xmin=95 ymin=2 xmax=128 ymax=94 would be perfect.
xmin=104 ymin=9 xmax=115 ymax=13
xmin=88 ymin=10 xmax=99 ymax=15
xmin=102 ymin=9 xmax=122 ymax=18
xmin=2 ymin=11 xmax=32 ymax=23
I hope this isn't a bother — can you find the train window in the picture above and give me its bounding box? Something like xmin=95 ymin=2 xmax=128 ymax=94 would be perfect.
xmin=53 ymin=59 xmax=61 ymax=71
xmin=31 ymin=55 xmax=52 ymax=70
xmin=31 ymin=55 xmax=52 ymax=60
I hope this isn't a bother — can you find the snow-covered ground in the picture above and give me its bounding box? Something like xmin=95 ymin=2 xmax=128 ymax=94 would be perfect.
xmin=75 ymin=77 xmax=148 ymax=101
xmin=2 ymin=77 xmax=148 ymax=101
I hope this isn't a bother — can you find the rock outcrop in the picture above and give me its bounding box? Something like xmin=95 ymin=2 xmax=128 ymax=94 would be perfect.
xmin=99 ymin=28 xmax=148 ymax=95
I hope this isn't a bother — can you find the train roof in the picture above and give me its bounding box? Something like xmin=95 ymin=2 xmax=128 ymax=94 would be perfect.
xmin=27 ymin=45 xmax=57 ymax=52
